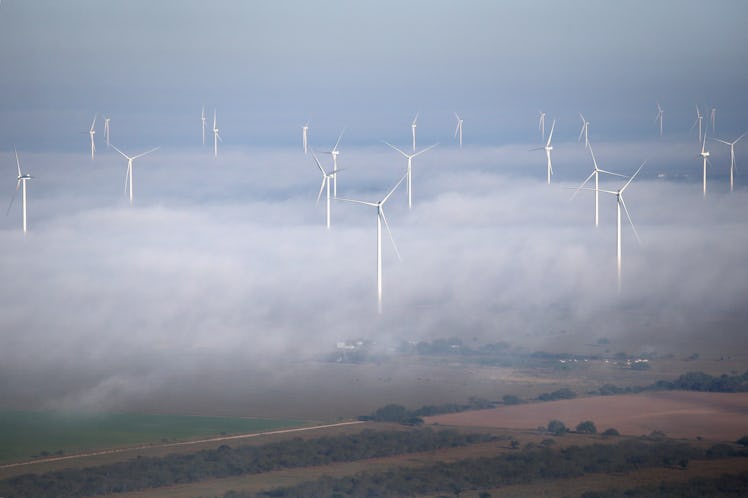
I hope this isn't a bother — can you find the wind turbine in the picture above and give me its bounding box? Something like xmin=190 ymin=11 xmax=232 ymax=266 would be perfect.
xmin=529 ymin=119 xmax=555 ymax=184
xmin=212 ymin=109 xmax=222 ymax=157
xmin=88 ymin=115 xmax=96 ymax=160
xmin=454 ymin=113 xmax=463 ymax=148
xmin=201 ymin=106 xmax=207 ymax=146
xmin=654 ymin=103 xmax=663 ymax=137
xmin=110 ymin=144 xmax=160 ymax=205
xmin=383 ymin=141 xmax=438 ymax=209
xmin=104 ymin=116 xmax=111 ymax=148
xmin=411 ymin=113 xmax=418 ymax=152
xmin=578 ymin=113 xmax=590 ymax=149
xmin=6 ymin=147 xmax=33 ymax=233
xmin=697 ymin=133 xmax=711 ymax=197
xmin=310 ymin=150 xmax=341 ymax=229
xmin=323 ymin=129 xmax=345 ymax=197
xmin=580 ymin=160 xmax=647 ymax=293
xmin=538 ymin=111 xmax=546 ymax=142
xmin=571 ymin=144 xmax=627 ymax=227
xmin=690 ymin=106 xmax=703 ymax=143
xmin=337 ymin=173 xmax=406 ymax=314
xmin=302 ymin=122 xmax=309 ymax=155
xmin=712 ymin=131 xmax=748 ymax=192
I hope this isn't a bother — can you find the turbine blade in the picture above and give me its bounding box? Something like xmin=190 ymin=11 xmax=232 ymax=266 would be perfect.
xmin=528 ymin=146 xmax=544 ymax=151
xmin=712 ymin=138 xmax=731 ymax=145
xmin=14 ymin=146 xmax=21 ymax=177
xmin=547 ymin=120 xmax=555 ymax=146
xmin=570 ymin=171 xmax=596 ymax=200
xmin=311 ymin=150 xmax=326 ymax=175
xmin=131 ymin=146 xmax=160 ymax=160
xmin=316 ymin=177 xmax=325 ymax=205
xmin=124 ymin=165 xmax=130 ymax=194
xmin=620 ymin=196 xmax=642 ymax=245
xmin=333 ymin=129 xmax=345 ymax=151
xmin=412 ymin=112 xmax=418 ymax=125
xmin=336 ymin=197 xmax=377 ymax=207
xmin=379 ymin=210 xmax=402 ymax=261
xmin=411 ymin=143 xmax=438 ymax=157
xmin=90 ymin=115 xmax=96 ymax=131
xmin=381 ymin=173 xmax=407 ymax=205
xmin=597 ymin=168 xmax=628 ymax=178
xmin=6 ymin=181 xmax=19 ymax=215
xmin=110 ymin=144 xmax=129 ymax=160
xmin=734 ymin=130 xmax=748 ymax=144
xmin=621 ymin=159 xmax=647 ymax=192
xmin=383 ymin=140 xmax=408 ymax=158
xmin=216 ymin=133 xmax=223 ymax=143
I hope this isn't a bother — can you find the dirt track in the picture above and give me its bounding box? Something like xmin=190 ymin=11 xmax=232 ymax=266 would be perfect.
xmin=426 ymin=391 xmax=748 ymax=441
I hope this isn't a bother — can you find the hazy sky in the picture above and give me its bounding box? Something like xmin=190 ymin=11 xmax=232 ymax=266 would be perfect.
xmin=1 ymin=1 xmax=747 ymax=148
xmin=1 ymin=2 xmax=748 ymax=415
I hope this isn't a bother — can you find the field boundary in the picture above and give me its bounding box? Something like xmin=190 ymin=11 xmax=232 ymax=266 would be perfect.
xmin=0 ymin=420 xmax=365 ymax=471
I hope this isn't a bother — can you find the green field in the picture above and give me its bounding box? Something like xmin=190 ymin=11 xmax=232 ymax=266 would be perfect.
xmin=0 ymin=411 xmax=306 ymax=464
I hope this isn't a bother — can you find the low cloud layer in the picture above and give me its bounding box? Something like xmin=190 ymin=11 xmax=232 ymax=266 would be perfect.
xmin=1 ymin=141 xmax=747 ymax=414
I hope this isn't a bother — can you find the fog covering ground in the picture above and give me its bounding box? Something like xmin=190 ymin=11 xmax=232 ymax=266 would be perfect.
xmin=0 ymin=136 xmax=747 ymax=418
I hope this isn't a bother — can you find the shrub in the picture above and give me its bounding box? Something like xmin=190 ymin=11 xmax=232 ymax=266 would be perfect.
xmin=575 ymin=420 xmax=597 ymax=434
xmin=547 ymin=419 xmax=567 ymax=436
xmin=602 ymin=428 xmax=620 ymax=436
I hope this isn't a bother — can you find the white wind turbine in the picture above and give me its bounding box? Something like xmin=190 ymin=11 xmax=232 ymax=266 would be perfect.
xmin=104 ymin=116 xmax=111 ymax=148
xmin=654 ymin=103 xmax=663 ymax=137
xmin=529 ymin=119 xmax=555 ymax=184
xmin=578 ymin=113 xmax=590 ymax=149
xmin=310 ymin=150 xmax=342 ymax=229
xmin=690 ymin=106 xmax=703 ymax=143
xmin=337 ymin=173 xmax=407 ymax=314
xmin=538 ymin=111 xmax=546 ymax=142
xmin=323 ymin=129 xmax=345 ymax=197
xmin=383 ymin=141 xmax=438 ymax=209
xmin=411 ymin=113 xmax=419 ymax=152
xmin=697 ymin=133 xmax=711 ymax=197
xmin=302 ymin=122 xmax=309 ymax=155
xmin=571 ymin=144 xmax=627 ymax=227
xmin=712 ymin=131 xmax=748 ymax=192
xmin=454 ymin=112 xmax=463 ymax=148
xmin=6 ymin=147 xmax=33 ymax=233
xmin=212 ymin=109 xmax=222 ymax=157
xmin=580 ymin=160 xmax=647 ymax=293
xmin=111 ymin=144 xmax=160 ymax=205
xmin=201 ymin=106 xmax=207 ymax=146
xmin=88 ymin=114 xmax=96 ymax=160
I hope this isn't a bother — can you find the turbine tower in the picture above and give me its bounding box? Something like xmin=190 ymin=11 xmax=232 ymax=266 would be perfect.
xmin=571 ymin=144 xmax=627 ymax=227
xmin=654 ymin=103 xmax=663 ymax=137
xmin=111 ymin=144 xmax=160 ymax=205
xmin=529 ymin=119 xmax=555 ymax=184
xmin=310 ymin=150 xmax=341 ymax=229
xmin=212 ymin=109 xmax=222 ymax=157
xmin=697 ymin=133 xmax=711 ymax=197
xmin=411 ymin=113 xmax=419 ymax=152
xmin=383 ymin=141 xmax=438 ymax=209
xmin=302 ymin=122 xmax=309 ymax=155
xmin=337 ymin=173 xmax=406 ymax=314
xmin=712 ymin=131 xmax=748 ymax=192
xmin=88 ymin=115 xmax=96 ymax=160
xmin=690 ymin=106 xmax=703 ymax=143
xmin=6 ymin=147 xmax=33 ymax=233
xmin=538 ymin=111 xmax=546 ymax=142
xmin=201 ymin=106 xmax=207 ymax=146
xmin=581 ymin=160 xmax=647 ymax=293
xmin=323 ymin=129 xmax=345 ymax=197
xmin=104 ymin=116 xmax=111 ymax=148
xmin=578 ymin=113 xmax=590 ymax=149
xmin=454 ymin=113 xmax=463 ymax=148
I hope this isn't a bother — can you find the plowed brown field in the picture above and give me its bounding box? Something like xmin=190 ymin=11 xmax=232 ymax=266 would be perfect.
xmin=426 ymin=391 xmax=748 ymax=441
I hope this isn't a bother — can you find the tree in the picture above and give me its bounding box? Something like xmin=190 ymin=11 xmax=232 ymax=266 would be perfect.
xmin=547 ymin=419 xmax=567 ymax=436
xmin=576 ymin=420 xmax=597 ymax=434
xmin=602 ymin=428 xmax=620 ymax=436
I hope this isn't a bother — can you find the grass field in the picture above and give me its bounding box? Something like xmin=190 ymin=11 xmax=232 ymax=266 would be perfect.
xmin=0 ymin=411 xmax=305 ymax=464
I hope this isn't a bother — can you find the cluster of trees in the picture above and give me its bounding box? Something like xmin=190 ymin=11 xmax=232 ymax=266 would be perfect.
xmin=361 ymin=398 xmax=495 ymax=424
xmin=592 ymin=370 xmax=748 ymax=396
xmin=578 ymin=470 xmax=748 ymax=497
xmin=228 ymin=439 xmax=746 ymax=498
xmin=0 ymin=429 xmax=494 ymax=498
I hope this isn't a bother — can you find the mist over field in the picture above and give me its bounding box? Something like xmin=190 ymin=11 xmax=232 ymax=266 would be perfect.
xmin=0 ymin=141 xmax=746 ymax=416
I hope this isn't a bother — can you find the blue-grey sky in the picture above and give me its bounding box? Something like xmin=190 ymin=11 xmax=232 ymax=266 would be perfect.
xmin=1 ymin=1 xmax=747 ymax=149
